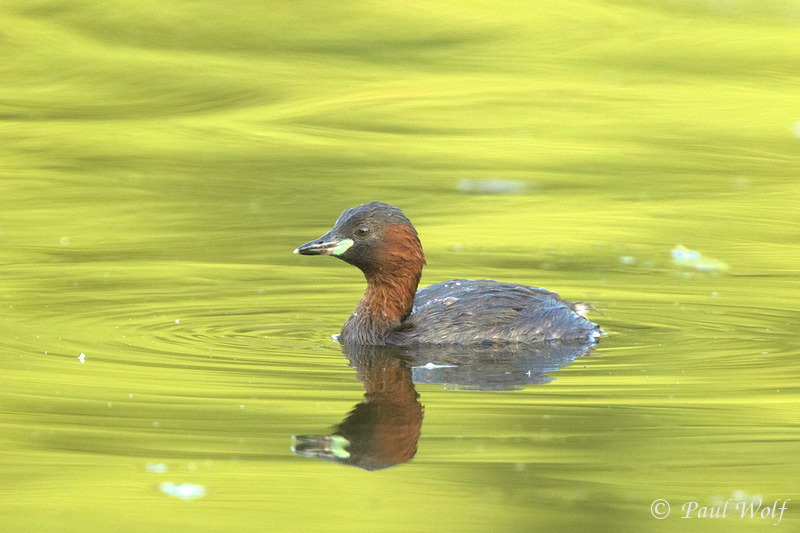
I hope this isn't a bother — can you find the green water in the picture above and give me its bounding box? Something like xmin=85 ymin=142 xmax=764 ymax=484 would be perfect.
xmin=2 ymin=1 xmax=799 ymax=531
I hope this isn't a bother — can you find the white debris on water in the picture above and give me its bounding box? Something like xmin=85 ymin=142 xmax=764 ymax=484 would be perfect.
xmin=159 ymin=482 xmax=206 ymax=500
xmin=671 ymin=245 xmax=729 ymax=272
xmin=457 ymin=178 xmax=528 ymax=195
xmin=145 ymin=463 xmax=169 ymax=474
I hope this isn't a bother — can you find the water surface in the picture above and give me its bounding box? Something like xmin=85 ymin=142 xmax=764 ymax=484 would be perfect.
xmin=2 ymin=1 xmax=799 ymax=531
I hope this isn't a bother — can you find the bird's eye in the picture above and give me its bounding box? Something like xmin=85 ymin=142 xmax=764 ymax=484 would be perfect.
xmin=354 ymin=225 xmax=370 ymax=239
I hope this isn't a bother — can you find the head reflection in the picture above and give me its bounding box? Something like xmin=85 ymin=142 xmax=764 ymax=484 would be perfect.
xmin=292 ymin=346 xmax=422 ymax=471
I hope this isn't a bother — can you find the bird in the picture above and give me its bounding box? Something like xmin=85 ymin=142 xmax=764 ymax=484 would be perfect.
xmin=294 ymin=201 xmax=601 ymax=346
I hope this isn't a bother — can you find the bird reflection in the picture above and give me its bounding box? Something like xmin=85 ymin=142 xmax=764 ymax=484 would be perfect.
xmin=292 ymin=340 xmax=596 ymax=470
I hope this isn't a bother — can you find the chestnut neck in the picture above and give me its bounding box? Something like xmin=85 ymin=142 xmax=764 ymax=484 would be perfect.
xmin=341 ymin=224 xmax=425 ymax=345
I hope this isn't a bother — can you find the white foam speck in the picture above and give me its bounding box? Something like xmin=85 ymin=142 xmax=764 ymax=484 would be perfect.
xmin=145 ymin=463 xmax=168 ymax=474
xmin=159 ymin=482 xmax=206 ymax=500
xmin=416 ymin=362 xmax=457 ymax=369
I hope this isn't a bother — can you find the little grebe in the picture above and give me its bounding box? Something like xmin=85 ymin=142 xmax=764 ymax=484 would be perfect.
xmin=294 ymin=202 xmax=601 ymax=346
